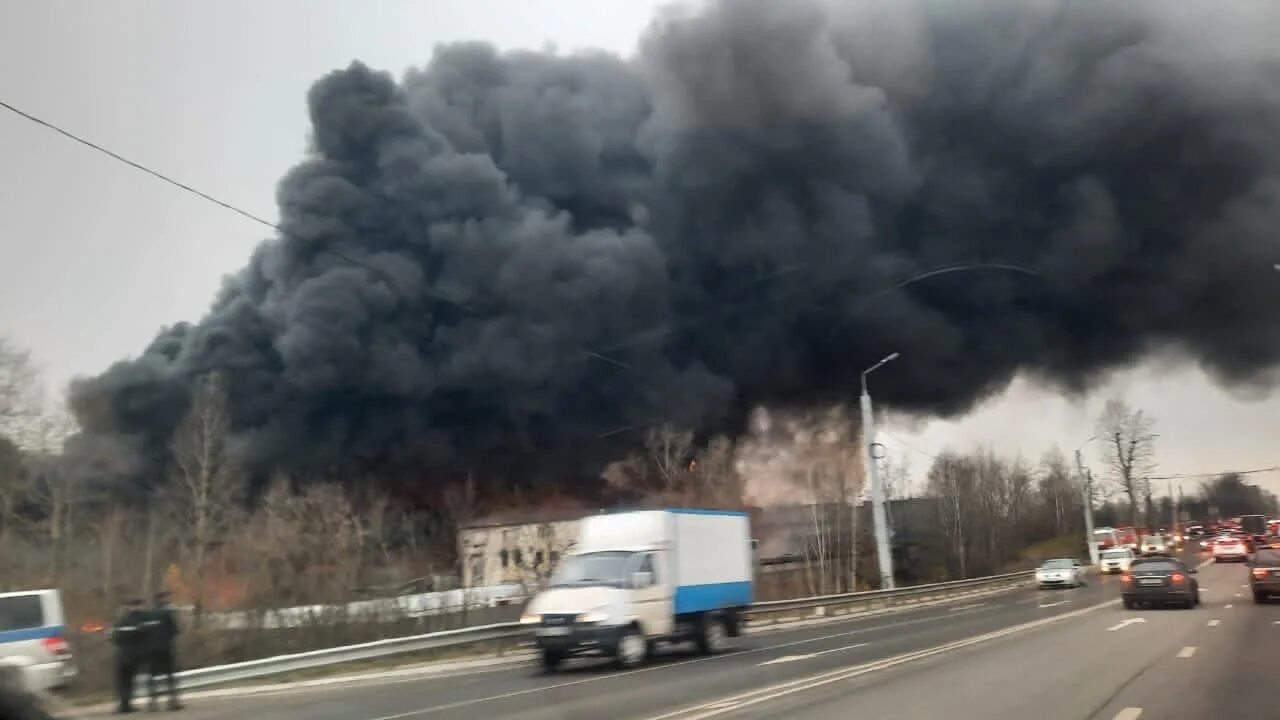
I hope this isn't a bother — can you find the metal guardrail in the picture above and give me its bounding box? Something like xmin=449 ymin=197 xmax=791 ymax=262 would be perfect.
xmin=173 ymin=570 xmax=1035 ymax=691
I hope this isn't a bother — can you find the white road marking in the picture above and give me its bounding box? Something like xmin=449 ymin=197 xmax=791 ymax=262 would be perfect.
xmin=1273 ymin=620 xmax=1280 ymax=625
xmin=1234 ymin=593 xmax=1243 ymax=598
xmin=1225 ymin=604 xmax=1234 ymax=609
xmin=642 ymin=599 xmax=1119 ymax=720
xmin=1177 ymin=646 xmax=1197 ymax=658
xmin=1107 ymin=618 xmax=1147 ymax=631
xmin=1037 ymin=600 xmax=1070 ymax=609
xmin=1207 ymin=619 xmax=1220 ymax=627
xmin=360 ymin=605 xmax=999 ymax=719
xmin=1113 ymin=708 xmax=1143 ymax=720
xmin=950 ymin=603 xmax=985 ymax=612
xmin=758 ymin=642 xmax=870 ymax=666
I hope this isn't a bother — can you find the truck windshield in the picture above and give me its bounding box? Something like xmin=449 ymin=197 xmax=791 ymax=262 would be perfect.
xmin=549 ymin=551 xmax=634 ymax=588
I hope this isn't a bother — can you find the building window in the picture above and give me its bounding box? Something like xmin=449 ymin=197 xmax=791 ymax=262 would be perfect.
xmin=499 ymin=549 xmax=509 ymax=567
xmin=535 ymin=550 xmax=544 ymax=566
xmin=550 ymin=551 xmax=560 ymax=565
xmin=513 ymin=548 xmax=523 ymax=565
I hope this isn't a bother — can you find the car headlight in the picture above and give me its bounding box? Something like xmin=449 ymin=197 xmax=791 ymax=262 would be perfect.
xmin=520 ymin=612 xmax=542 ymax=625
xmin=577 ymin=609 xmax=609 ymax=624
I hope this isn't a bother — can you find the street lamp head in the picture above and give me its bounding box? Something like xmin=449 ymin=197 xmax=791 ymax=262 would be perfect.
xmin=882 ymin=352 xmax=900 ymax=363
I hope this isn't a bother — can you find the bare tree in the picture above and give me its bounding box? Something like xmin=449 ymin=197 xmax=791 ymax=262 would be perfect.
xmin=23 ymin=402 xmax=80 ymax=584
xmin=1038 ymin=448 xmax=1076 ymax=535
xmin=928 ymin=452 xmax=974 ymax=578
xmin=170 ymin=371 xmax=243 ymax=621
xmin=0 ymin=337 xmax=39 ymax=437
xmin=1096 ymin=399 xmax=1157 ymax=542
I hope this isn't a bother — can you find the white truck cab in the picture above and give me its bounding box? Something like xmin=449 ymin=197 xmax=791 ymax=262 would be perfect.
xmin=521 ymin=509 xmax=753 ymax=671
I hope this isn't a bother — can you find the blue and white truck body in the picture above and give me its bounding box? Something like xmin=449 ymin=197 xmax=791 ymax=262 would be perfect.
xmin=522 ymin=509 xmax=753 ymax=670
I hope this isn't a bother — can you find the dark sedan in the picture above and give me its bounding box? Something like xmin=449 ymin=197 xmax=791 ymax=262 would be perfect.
xmin=1249 ymin=548 xmax=1280 ymax=603
xmin=1121 ymin=557 xmax=1200 ymax=609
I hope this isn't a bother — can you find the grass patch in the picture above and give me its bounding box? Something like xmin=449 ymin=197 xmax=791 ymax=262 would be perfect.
xmin=1014 ymin=535 xmax=1090 ymax=567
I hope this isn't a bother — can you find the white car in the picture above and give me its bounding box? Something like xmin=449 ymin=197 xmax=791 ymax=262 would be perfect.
xmin=1140 ymin=535 xmax=1170 ymax=556
xmin=1213 ymin=536 xmax=1249 ymax=563
xmin=0 ymin=589 xmax=77 ymax=693
xmin=1036 ymin=558 xmax=1087 ymax=588
xmin=1099 ymin=548 xmax=1136 ymax=574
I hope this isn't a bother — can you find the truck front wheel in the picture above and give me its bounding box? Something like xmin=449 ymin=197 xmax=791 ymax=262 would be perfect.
xmin=615 ymin=626 xmax=648 ymax=669
xmin=696 ymin=615 xmax=728 ymax=655
xmin=540 ymin=650 xmax=564 ymax=672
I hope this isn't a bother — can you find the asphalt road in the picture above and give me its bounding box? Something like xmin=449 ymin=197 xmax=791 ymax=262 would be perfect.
xmin=77 ymin=550 xmax=1276 ymax=720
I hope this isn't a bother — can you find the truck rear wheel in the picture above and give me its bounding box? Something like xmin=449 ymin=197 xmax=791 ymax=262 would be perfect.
xmin=696 ymin=616 xmax=728 ymax=655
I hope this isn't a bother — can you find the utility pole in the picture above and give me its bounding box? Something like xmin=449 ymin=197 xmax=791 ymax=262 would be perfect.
xmin=861 ymin=352 xmax=899 ymax=590
xmin=1076 ymin=449 xmax=1099 ymax=566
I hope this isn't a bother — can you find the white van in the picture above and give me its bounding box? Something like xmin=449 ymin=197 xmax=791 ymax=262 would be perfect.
xmin=0 ymin=590 xmax=77 ymax=693
xmin=522 ymin=509 xmax=753 ymax=671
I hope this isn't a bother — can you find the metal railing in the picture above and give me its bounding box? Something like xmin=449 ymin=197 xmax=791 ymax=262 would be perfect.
xmin=173 ymin=570 xmax=1034 ymax=691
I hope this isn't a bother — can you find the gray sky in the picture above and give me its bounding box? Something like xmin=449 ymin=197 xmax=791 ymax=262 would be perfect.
xmin=1 ymin=0 xmax=1276 ymax=495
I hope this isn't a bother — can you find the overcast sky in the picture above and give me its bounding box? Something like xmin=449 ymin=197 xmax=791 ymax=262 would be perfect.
xmin=1 ymin=0 xmax=1277 ymax=496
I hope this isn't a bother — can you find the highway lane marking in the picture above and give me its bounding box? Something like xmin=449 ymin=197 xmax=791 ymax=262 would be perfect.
xmin=359 ymin=605 xmax=996 ymax=718
xmin=1234 ymin=593 xmax=1243 ymax=598
xmin=1113 ymin=709 xmax=1143 ymax=720
xmin=640 ymin=598 xmax=1119 ymax=720
xmin=1177 ymin=646 xmax=1197 ymax=658
xmin=1207 ymin=619 xmax=1220 ymax=627
xmin=758 ymin=642 xmax=870 ymax=666
xmin=1037 ymin=600 xmax=1070 ymax=609
xmin=1225 ymin=604 xmax=1233 ymax=609
xmin=1107 ymin=618 xmax=1146 ymax=631
xmin=950 ymin=603 xmax=985 ymax=611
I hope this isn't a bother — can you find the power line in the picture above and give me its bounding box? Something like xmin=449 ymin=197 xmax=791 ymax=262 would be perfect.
xmin=0 ymin=96 xmax=635 ymax=368
xmin=1148 ymin=466 xmax=1279 ymax=481
xmin=0 ymin=99 xmax=280 ymax=232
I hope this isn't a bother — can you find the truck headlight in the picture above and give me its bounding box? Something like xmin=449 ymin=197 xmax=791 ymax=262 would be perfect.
xmin=520 ymin=612 xmax=541 ymax=625
xmin=577 ymin=609 xmax=609 ymax=624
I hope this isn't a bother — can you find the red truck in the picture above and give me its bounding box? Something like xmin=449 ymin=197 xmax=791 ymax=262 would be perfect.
xmin=1116 ymin=526 xmax=1140 ymax=549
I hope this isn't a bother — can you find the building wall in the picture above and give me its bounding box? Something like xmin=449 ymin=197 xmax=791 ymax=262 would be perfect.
xmin=458 ymin=519 xmax=582 ymax=589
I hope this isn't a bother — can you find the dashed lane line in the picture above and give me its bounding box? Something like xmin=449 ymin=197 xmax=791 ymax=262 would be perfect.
xmin=1114 ymin=708 xmax=1143 ymax=720
xmin=1207 ymin=619 xmax=1220 ymax=627
xmin=1176 ymin=646 xmax=1197 ymax=659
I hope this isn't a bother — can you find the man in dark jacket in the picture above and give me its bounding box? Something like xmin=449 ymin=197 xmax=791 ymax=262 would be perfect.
xmin=110 ymin=598 xmax=150 ymax=714
xmin=144 ymin=592 xmax=182 ymax=711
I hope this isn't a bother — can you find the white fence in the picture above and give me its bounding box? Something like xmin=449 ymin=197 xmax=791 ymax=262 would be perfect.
xmin=198 ymin=583 xmax=529 ymax=630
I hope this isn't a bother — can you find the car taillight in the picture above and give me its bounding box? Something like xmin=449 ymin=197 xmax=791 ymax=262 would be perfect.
xmin=1121 ymin=573 xmax=1133 ymax=584
xmin=42 ymin=635 xmax=70 ymax=657
xmin=1170 ymin=573 xmax=1186 ymax=584
xmin=1252 ymin=568 xmax=1269 ymax=579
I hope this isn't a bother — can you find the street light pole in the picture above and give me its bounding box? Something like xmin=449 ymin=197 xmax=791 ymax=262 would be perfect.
xmin=861 ymin=352 xmax=899 ymax=590
xmin=1075 ymin=438 xmax=1099 ymax=567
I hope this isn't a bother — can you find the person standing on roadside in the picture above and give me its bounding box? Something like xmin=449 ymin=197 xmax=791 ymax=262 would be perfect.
xmin=109 ymin=598 xmax=150 ymax=714
xmin=144 ymin=592 xmax=183 ymax=712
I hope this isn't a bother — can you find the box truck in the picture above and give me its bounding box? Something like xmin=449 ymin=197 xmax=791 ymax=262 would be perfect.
xmin=520 ymin=509 xmax=753 ymax=671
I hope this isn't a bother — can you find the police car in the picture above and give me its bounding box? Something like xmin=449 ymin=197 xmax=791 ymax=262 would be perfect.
xmin=0 ymin=590 xmax=77 ymax=693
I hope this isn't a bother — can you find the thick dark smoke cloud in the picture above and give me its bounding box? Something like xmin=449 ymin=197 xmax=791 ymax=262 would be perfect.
xmin=71 ymin=0 xmax=1280 ymax=488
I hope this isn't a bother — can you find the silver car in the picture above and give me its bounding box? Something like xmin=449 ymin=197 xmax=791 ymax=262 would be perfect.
xmin=1035 ymin=558 xmax=1087 ymax=588
xmin=0 ymin=590 xmax=77 ymax=693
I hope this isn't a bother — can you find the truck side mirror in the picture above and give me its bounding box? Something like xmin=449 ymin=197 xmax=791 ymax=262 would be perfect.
xmin=631 ymin=571 xmax=653 ymax=588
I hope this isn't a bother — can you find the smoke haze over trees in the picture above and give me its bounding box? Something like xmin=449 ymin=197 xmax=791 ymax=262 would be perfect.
xmin=66 ymin=0 xmax=1280 ymax=492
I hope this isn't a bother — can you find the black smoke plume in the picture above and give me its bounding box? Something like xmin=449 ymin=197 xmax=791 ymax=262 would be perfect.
xmin=70 ymin=0 xmax=1280 ymax=490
